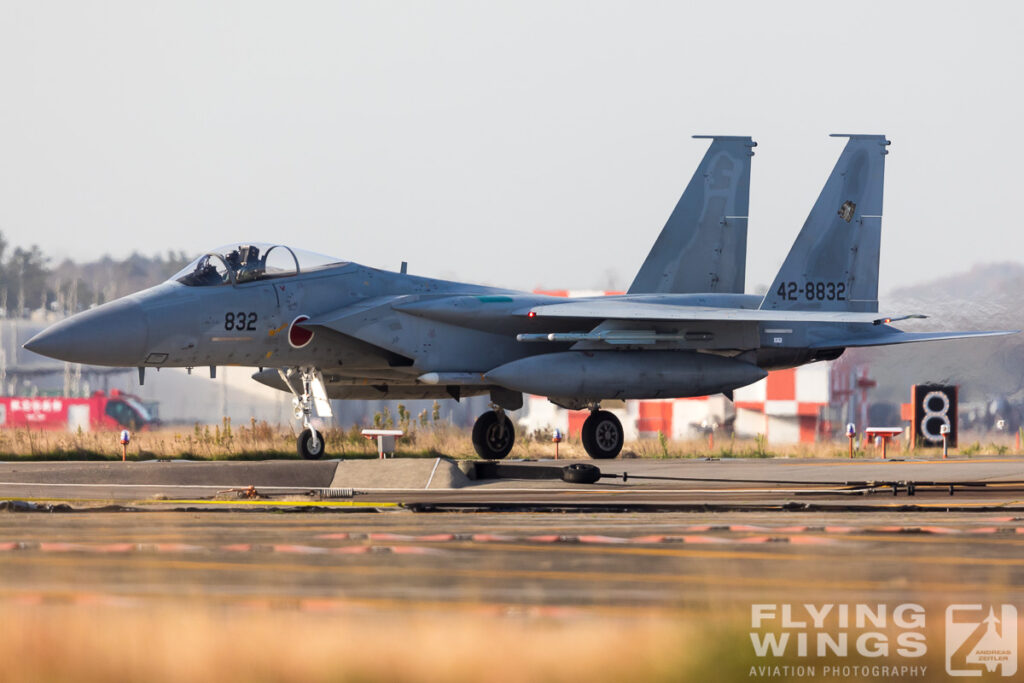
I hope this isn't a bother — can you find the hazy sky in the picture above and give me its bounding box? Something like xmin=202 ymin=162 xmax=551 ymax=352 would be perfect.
xmin=1 ymin=1 xmax=1021 ymax=294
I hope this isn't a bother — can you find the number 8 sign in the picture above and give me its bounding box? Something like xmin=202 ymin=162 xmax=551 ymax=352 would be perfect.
xmin=911 ymin=384 xmax=958 ymax=449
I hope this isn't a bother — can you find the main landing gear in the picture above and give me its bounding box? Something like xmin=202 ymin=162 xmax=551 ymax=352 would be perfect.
xmin=471 ymin=406 xmax=625 ymax=460
xmin=580 ymin=409 xmax=624 ymax=459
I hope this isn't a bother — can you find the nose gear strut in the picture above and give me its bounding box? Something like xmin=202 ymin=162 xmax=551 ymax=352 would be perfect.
xmin=280 ymin=366 xmax=332 ymax=459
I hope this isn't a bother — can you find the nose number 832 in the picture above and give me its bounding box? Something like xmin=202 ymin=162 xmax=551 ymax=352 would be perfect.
xmin=225 ymin=312 xmax=258 ymax=331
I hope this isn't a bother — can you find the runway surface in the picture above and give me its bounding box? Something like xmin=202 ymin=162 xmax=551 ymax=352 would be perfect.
xmin=1 ymin=456 xmax=1023 ymax=508
xmin=0 ymin=457 xmax=1023 ymax=614
xmin=3 ymin=508 xmax=1024 ymax=612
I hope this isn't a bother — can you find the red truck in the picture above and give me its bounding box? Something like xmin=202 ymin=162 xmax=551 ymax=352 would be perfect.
xmin=0 ymin=390 xmax=157 ymax=431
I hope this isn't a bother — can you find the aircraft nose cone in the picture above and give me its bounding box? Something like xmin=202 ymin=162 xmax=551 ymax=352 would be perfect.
xmin=24 ymin=299 xmax=148 ymax=365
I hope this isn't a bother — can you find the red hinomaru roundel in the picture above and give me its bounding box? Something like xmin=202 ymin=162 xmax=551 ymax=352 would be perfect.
xmin=288 ymin=315 xmax=314 ymax=349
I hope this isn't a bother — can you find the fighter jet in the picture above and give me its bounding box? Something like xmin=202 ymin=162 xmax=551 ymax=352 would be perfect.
xmin=24 ymin=134 xmax=1011 ymax=460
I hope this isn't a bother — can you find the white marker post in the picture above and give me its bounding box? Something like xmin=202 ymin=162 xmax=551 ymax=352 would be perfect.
xmin=865 ymin=427 xmax=903 ymax=460
xmin=940 ymin=423 xmax=950 ymax=459
xmin=361 ymin=429 xmax=403 ymax=458
xmin=119 ymin=430 xmax=131 ymax=462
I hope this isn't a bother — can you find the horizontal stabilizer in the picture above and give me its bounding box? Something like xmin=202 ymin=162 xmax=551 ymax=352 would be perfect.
xmin=810 ymin=329 xmax=1018 ymax=349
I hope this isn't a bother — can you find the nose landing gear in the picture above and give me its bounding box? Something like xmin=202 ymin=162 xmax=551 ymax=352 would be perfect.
xmin=297 ymin=426 xmax=325 ymax=459
xmin=472 ymin=408 xmax=515 ymax=460
xmin=280 ymin=367 xmax=332 ymax=460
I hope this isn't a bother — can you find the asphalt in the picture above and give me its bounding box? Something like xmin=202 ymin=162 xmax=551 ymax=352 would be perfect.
xmin=1 ymin=457 xmax=1022 ymax=613
xmin=1 ymin=456 xmax=1023 ymax=509
xmin=1 ymin=508 xmax=1023 ymax=611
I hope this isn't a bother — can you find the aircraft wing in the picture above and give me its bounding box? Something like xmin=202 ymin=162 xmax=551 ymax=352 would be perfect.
xmin=528 ymin=300 xmax=906 ymax=324
xmin=809 ymin=330 xmax=1018 ymax=349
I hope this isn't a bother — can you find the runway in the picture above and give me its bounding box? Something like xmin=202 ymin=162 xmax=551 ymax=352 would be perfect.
xmin=3 ymin=508 xmax=1024 ymax=611
xmin=1 ymin=456 xmax=1023 ymax=509
xmin=0 ymin=456 xmax=1023 ymax=612
xmin=2 ymin=456 xmax=1022 ymax=683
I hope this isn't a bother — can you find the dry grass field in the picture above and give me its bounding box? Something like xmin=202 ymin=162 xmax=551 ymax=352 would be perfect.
xmin=0 ymin=419 xmax=1013 ymax=461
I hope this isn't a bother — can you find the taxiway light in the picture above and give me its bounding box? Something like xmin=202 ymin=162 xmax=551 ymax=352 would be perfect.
xmin=119 ymin=430 xmax=131 ymax=463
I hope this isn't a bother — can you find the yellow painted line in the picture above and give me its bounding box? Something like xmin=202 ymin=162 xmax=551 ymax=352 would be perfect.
xmin=0 ymin=496 xmax=116 ymax=505
xmin=160 ymin=499 xmax=399 ymax=508
xmin=433 ymin=541 xmax=1024 ymax=569
xmin=0 ymin=496 xmax=399 ymax=509
xmin=0 ymin=587 xmax=690 ymax=619
xmin=834 ymin=533 xmax=1024 ymax=545
xmin=861 ymin=500 xmax=1024 ymax=508
xmin=784 ymin=458 xmax=1024 ymax=467
xmin=555 ymin=486 xmax=852 ymax=493
xmin=16 ymin=535 xmax=1021 ymax=570
xmin=1 ymin=554 xmax=1021 ymax=597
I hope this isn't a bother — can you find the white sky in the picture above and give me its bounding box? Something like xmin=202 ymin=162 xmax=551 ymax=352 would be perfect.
xmin=1 ymin=1 xmax=1021 ymax=294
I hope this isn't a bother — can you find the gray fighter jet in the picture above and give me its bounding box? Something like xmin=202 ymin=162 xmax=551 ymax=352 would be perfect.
xmin=25 ymin=135 xmax=1010 ymax=460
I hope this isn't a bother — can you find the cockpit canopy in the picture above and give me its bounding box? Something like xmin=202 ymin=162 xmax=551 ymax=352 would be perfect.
xmin=172 ymin=243 xmax=344 ymax=286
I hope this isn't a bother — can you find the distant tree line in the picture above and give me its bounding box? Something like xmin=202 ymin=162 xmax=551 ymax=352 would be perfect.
xmin=0 ymin=231 xmax=192 ymax=317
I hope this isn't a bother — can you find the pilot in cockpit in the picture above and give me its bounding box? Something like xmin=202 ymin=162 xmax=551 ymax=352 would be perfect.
xmin=193 ymin=256 xmax=223 ymax=286
xmin=224 ymin=249 xmax=242 ymax=271
xmin=234 ymin=245 xmax=264 ymax=283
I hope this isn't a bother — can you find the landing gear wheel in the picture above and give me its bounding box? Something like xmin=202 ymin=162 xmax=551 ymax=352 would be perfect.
xmin=562 ymin=463 xmax=602 ymax=484
xmin=581 ymin=410 xmax=624 ymax=459
xmin=297 ymin=428 xmax=325 ymax=460
xmin=472 ymin=411 xmax=515 ymax=460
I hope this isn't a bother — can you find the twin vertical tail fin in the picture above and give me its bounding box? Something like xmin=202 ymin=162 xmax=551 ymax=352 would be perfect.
xmin=628 ymin=135 xmax=755 ymax=295
xmin=760 ymin=134 xmax=889 ymax=313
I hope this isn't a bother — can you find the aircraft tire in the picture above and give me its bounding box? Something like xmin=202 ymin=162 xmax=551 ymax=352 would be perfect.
xmin=581 ymin=410 xmax=624 ymax=459
xmin=562 ymin=463 xmax=602 ymax=484
xmin=297 ymin=428 xmax=326 ymax=460
xmin=472 ymin=411 xmax=514 ymax=460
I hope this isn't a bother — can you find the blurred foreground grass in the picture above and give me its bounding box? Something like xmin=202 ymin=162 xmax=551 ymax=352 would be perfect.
xmin=0 ymin=602 xmax=961 ymax=683
xmin=0 ymin=419 xmax=1013 ymax=460
xmin=4 ymin=604 xmax=696 ymax=683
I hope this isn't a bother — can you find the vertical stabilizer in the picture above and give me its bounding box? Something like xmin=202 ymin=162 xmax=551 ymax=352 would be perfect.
xmin=628 ymin=135 xmax=755 ymax=294
xmin=760 ymin=134 xmax=889 ymax=313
